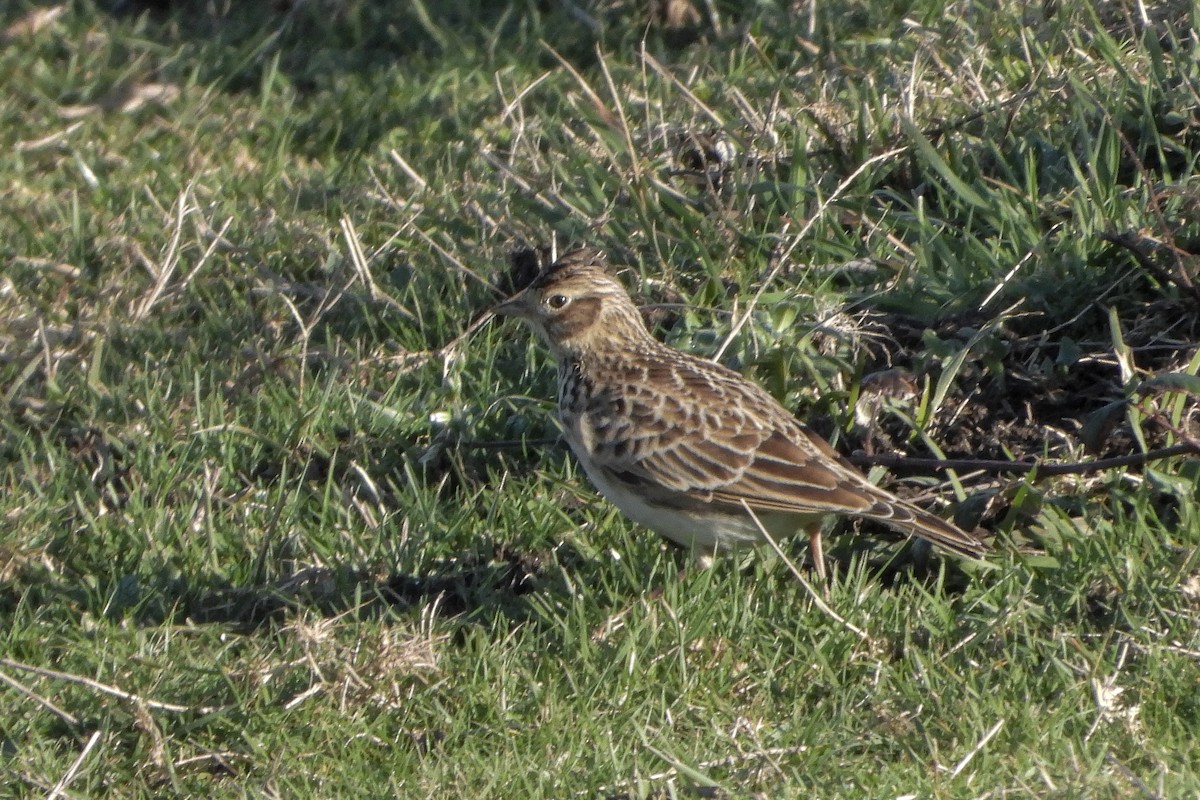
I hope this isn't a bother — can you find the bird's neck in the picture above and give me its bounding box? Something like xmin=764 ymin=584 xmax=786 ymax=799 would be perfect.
xmin=552 ymin=325 xmax=660 ymax=367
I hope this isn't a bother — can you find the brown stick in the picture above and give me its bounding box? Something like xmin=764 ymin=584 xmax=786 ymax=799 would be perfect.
xmin=1101 ymin=231 xmax=1200 ymax=302
xmin=848 ymin=442 xmax=1200 ymax=477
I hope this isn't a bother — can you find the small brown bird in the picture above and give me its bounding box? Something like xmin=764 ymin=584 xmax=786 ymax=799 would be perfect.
xmin=494 ymin=247 xmax=986 ymax=580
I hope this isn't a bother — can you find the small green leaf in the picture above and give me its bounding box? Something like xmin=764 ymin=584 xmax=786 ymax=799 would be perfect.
xmin=1080 ymin=399 xmax=1129 ymax=454
xmin=1138 ymin=372 xmax=1200 ymax=397
xmin=1107 ymin=306 xmax=1136 ymax=385
xmin=1144 ymin=466 xmax=1198 ymax=499
xmin=1056 ymin=336 xmax=1081 ymax=367
xmin=1021 ymin=554 xmax=1062 ymax=569
xmin=900 ymin=117 xmax=990 ymax=210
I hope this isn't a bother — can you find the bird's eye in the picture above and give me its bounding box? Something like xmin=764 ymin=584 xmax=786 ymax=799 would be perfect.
xmin=547 ymin=294 xmax=569 ymax=310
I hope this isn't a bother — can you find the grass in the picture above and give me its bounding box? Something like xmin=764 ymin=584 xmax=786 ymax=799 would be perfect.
xmin=2 ymin=0 xmax=1199 ymax=796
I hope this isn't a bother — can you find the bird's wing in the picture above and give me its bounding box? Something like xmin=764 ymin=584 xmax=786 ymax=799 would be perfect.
xmin=583 ymin=354 xmax=985 ymax=557
xmin=584 ymin=355 xmax=880 ymax=516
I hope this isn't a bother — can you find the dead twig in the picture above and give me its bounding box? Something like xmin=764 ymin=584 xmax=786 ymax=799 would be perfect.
xmin=47 ymin=730 xmax=102 ymax=800
xmin=458 ymin=436 xmax=561 ymax=450
xmin=1101 ymin=230 xmax=1200 ymax=303
xmin=0 ymin=668 xmax=80 ymax=726
xmin=0 ymin=658 xmax=220 ymax=715
xmin=849 ymin=441 xmax=1199 ymax=477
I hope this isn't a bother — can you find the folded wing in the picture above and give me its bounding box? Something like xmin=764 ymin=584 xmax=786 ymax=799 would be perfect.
xmin=586 ymin=356 xmax=985 ymax=558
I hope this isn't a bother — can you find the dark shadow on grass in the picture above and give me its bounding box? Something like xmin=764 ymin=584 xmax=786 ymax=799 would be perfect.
xmin=40 ymin=0 xmax=714 ymax=159
xmin=185 ymin=541 xmax=548 ymax=631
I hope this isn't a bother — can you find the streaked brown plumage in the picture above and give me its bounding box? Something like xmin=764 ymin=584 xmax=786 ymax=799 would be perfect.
xmin=495 ymin=247 xmax=986 ymax=579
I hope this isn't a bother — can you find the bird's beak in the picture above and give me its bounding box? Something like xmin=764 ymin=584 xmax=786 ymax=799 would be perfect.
xmin=492 ymin=291 xmax=531 ymax=319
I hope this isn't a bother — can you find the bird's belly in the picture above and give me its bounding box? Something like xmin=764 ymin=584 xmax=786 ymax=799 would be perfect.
xmin=561 ymin=410 xmax=810 ymax=553
xmin=574 ymin=454 xmax=787 ymax=554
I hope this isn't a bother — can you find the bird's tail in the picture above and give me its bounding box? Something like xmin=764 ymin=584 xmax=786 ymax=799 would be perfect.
xmin=876 ymin=500 xmax=989 ymax=559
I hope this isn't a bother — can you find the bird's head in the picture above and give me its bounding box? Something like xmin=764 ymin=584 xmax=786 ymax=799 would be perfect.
xmin=494 ymin=247 xmax=649 ymax=360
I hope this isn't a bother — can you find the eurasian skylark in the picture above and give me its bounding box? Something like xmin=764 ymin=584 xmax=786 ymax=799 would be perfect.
xmin=495 ymin=247 xmax=986 ymax=580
